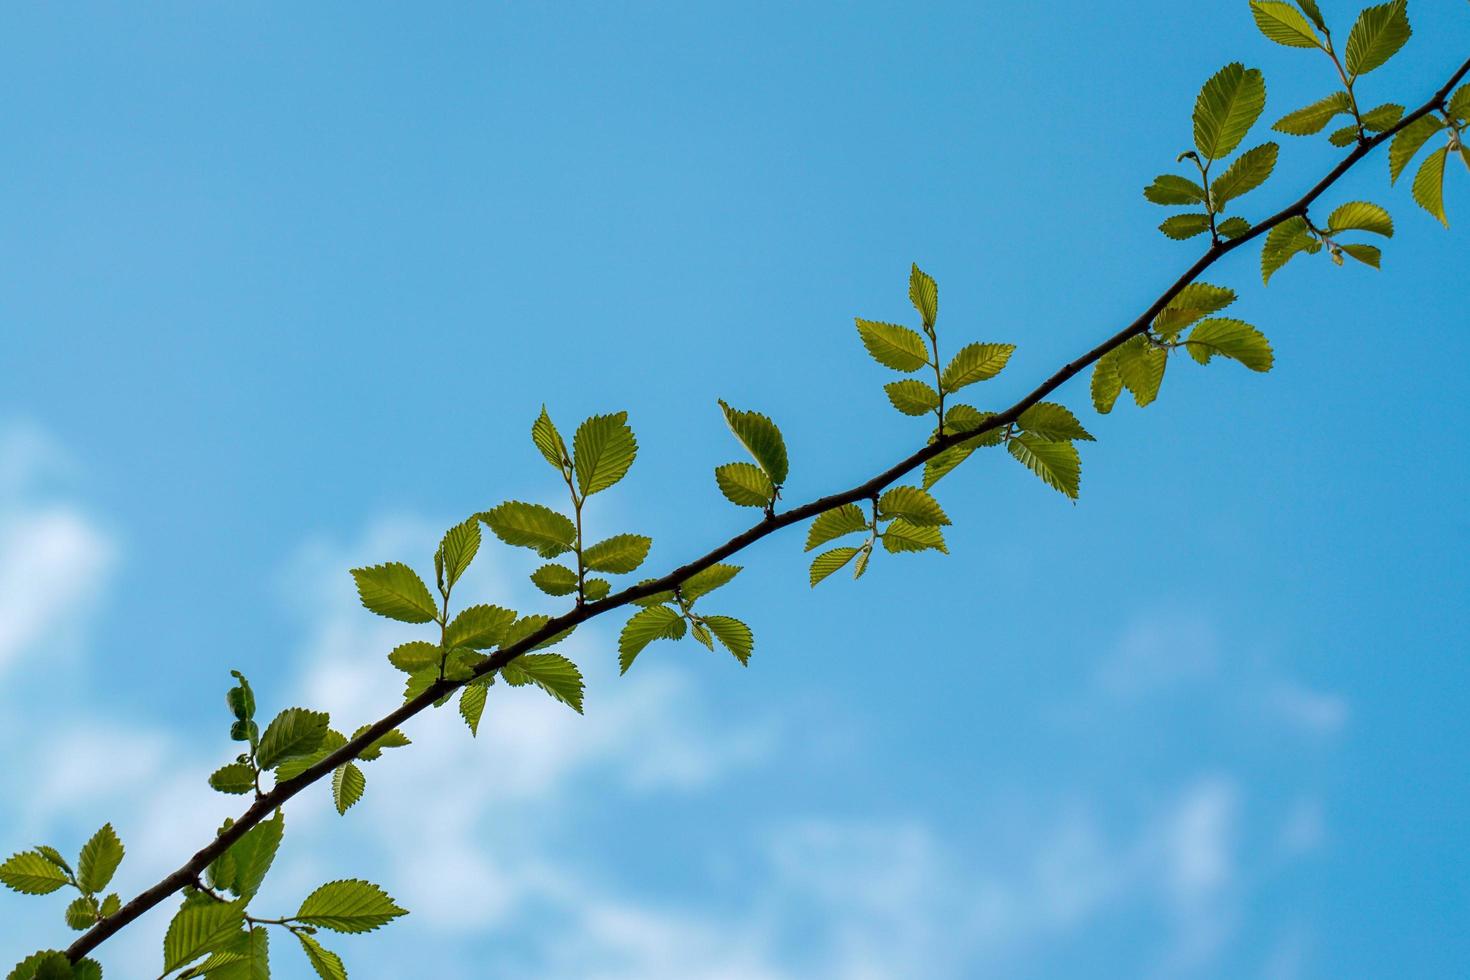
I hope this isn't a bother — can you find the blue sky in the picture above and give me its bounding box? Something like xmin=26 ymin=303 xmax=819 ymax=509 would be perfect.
xmin=2 ymin=2 xmax=1467 ymax=977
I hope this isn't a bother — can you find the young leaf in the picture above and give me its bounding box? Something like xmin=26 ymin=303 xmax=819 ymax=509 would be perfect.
xmin=1327 ymin=201 xmax=1394 ymax=237
xmin=1184 ymin=319 xmax=1276 ymax=371
xmin=682 ymin=563 xmax=742 ymax=602
xmin=531 ymin=405 xmax=570 ymax=472
xmin=297 ymin=933 xmax=348 ymax=980
xmin=163 ymin=900 xmax=246 ymax=972
xmin=1328 ymin=124 xmax=1358 ymax=148
xmin=942 ymin=404 xmax=1003 ymax=443
xmin=34 ymin=847 xmax=72 ymax=877
xmin=884 ymin=379 xmax=941 ymax=416
xmin=1091 ymin=353 xmax=1124 ymax=415
xmin=1193 ymin=63 xmax=1268 ymax=161
xmin=530 ymin=563 xmax=579 ymax=596
xmin=1143 ymin=174 xmax=1208 ymax=205
xmin=619 ymin=605 xmax=686 ymax=673
xmin=584 ymin=577 xmax=612 ymax=600
xmin=1153 ymin=283 xmax=1238 ymax=339
xmin=923 ymin=443 xmax=976 ymax=489
xmin=855 ymin=319 xmax=929 ymax=372
xmin=226 ymin=670 xmax=256 ymax=722
xmin=351 ymin=726 xmax=411 ymax=762
xmin=809 ymin=546 xmax=860 ymax=586
xmin=209 ymin=763 xmax=257 ymax=796
xmin=853 ymin=543 xmax=873 ymax=579
xmin=1159 ymin=214 xmax=1211 ymax=240
xmin=256 ymin=708 xmax=330 ymax=771
xmin=718 ymin=401 xmax=789 ymax=485
xmin=332 ymin=763 xmax=365 ymax=815
xmin=1345 ymin=0 xmax=1411 ymax=78
xmin=878 ymin=486 xmax=950 ymax=527
xmin=1293 ymin=0 xmax=1327 ymax=32
xmin=350 ymin=563 xmax=438 ymax=624
xmin=940 ymin=343 xmax=1015 ymax=392
xmin=459 ymin=681 xmax=488 ymax=736
xmin=1008 ymin=434 xmax=1082 ymax=499
xmin=444 ymin=604 xmax=516 ymax=650
xmin=1113 ymin=336 xmax=1167 ymax=407
xmin=65 ymin=896 xmax=97 ymax=931
xmin=499 ymin=653 xmax=585 ymax=713
xmin=296 ymin=879 xmax=407 ymax=934
xmin=1210 ymin=142 xmax=1279 ymax=207
xmin=881 ymin=519 xmax=948 ymax=554
xmin=203 ymin=925 xmax=269 ymax=980
xmin=0 ymin=851 xmax=70 ymax=895
xmin=1339 ymin=243 xmax=1383 ymax=267
xmin=383 ymin=641 xmax=436 ymax=675
xmin=437 ymin=518 xmax=480 ymax=590
xmin=1273 ymin=91 xmax=1352 ymax=135
xmin=805 ymin=504 xmax=868 ymax=551
xmin=1249 ymin=1 xmax=1323 ymax=48
xmin=715 ymin=461 xmax=775 ymax=507
xmin=75 ymin=825 xmax=124 ymax=895
xmin=1450 ymin=84 xmax=1470 ymax=123
xmin=1261 ymin=215 xmax=1320 ymax=283
xmin=481 ymin=502 xmax=577 ymax=558
xmin=908 ymin=263 xmax=938 ymax=327
xmin=1360 ymin=102 xmax=1405 ymax=133
xmin=703 ymin=615 xmax=754 ymax=665
xmin=1017 ymin=402 xmax=1095 ymax=442
xmin=1412 ymin=148 xmax=1449 ymax=227
xmin=573 ymin=412 xmax=638 ymax=497
xmin=1389 ymin=115 xmax=1446 ymax=183
xmin=1217 ymin=217 xmax=1252 ymax=239
xmin=582 ymin=533 xmax=652 ymax=574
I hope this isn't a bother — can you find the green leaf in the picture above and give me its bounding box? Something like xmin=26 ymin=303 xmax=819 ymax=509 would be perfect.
xmin=439 ymin=647 xmax=484 ymax=682
xmin=1389 ymin=114 xmax=1446 ymax=183
xmin=437 ymin=518 xmax=480 ymax=590
xmin=7 ymin=952 xmax=71 ymax=980
xmin=618 ymin=605 xmax=686 ymax=673
xmin=444 ymin=604 xmax=516 ymax=650
xmin=908 ymin=263 xmax=938 ymax=327
xmin=718 ymin=401 xmax=789 ymax=485
xmin=352 ymin=726 xmax=410 ymax=761
xmin=530 ymin=563 xmax=579 ymax=596
xmin=1412 ymin=147 xmax=1449 ymax=227
xmin=480 ymin=502 xmax=576 ymax=558
xmin=402 ymin=667 xmax=440 ymax=705
xmin=703 ymin=615 xmax=753 ymax=665
xmin=884 ymin=379 xmax=941 ymax=416
xmin=1184 ymin=318 xmax=1275 ymax=371
xmin=0 ymin=851 xmax=69 ymax=895
xmin=297 ymin=934 xmax=347 ymax=980
xmin=682 ymin=563 xmax=742 ymax=602
xmin=228 ymin=810 xmax=283 ymax=901
xmin=940 ymin=342 xmax=1015 ymax=392
xmin=853 ymin=543 xmax=873 ymax=579
xmin=922 ymin=443 xmax=975 ymax=489
xmin=942 ymin=405 xmax=1003 ymax=444
xmin=202 ymin=926 xmax=269 ymax=980
xmin=34 ymin=847 xmax=71 ymax=877
xmin=1273 ymin=91 xmax=1352 ymax=135
xmin=65 ymin=896 xmax=97 ymax=931
xmin=257 ymin=708 xmax=330 ymax=771
xmin=1217 ymin=216 xmax=1252 ymax=239
xmin=855 ymin=319 xmax=929 ymax=372
xmin=531 ymin=405 xmax=569 ymax=472
xmin=296 ymin=879 xmax=407 ymax=934
xmin=1091 ymin=352 xmax=1124 ymax=415
xmin=690 ymin=621 xmax=714 ymax=650
xmin=809 ymin=546 xmax=860 ymax=586
xmin=1360 ymin=102 xmax=1405 ymax=133
xmin=1210 ymin=142 xmax=1278 ymax=206
xmin=1113 ymin=336 xmax=1167 ymax=407
xmin=349 ymin=563 xmax=438 ymax=624
xmin=500 ymin=653 xmax=585 ymax=713
xmin=878 ymin=486 xmax=950 ymax=526
xmin=386 ymin=641 xmax=439 ymax=674
xmin=715 ymin=461 xmax=775 ymax=508
xmin=805 ymin=504 xmax=868 ymax=551
xmin=226 ymin=670 xmax=256 ymax=722
xmin=1261 ymin=215 xmax=1321 ymax=283
xmin=1143 ymin=174 xmax=1207 ymax=206
xmin=1249 ymin=1 xmax=1323 ymax=47
xmin=1193 ymin=63 xmax=1267 ymax=160
xmin=583 ymin=533 xmax=652 ymax=574
xmin=459 ymin=681 xmax=488 ymax=736
xmin=1159 ymin=214 xmax=1211 ymax=240
xmin=881 ymin=519 xmax=948 ymax=554
xmin=205 ymin=820 xmax=237 ymax=894
xmin=164 ymin=899 xmax=246 ymax=971
xmin=1328 ymin=124 xmax=1359 ymax=147
xmin=1327 ymin=201 xmax=1394 ymax=236
xmin=1017 ymin=402 xmax=1095 ymax=442
xmin=1339 ymin=242 xmax=1382 ymax=268
xmin=573 ymin=412 xmax=638 ymax=497
xmin=584 ymin=577 xmax=611 ymax=600
xmin=1449 ymin=84 xmax=1470 ymax=123
xmin=1293 ymin=0 xmax=1327 ymax=31
xmin=1153 ymin=282 xmax=1237 ymax=339
xmin=1345 ymin=0 xmax=1411 ymax=78
xmin=501 ymin=613 xmax=574 ymax=651
xmin=1008 ymin=434 xmax=1082 ymax=499
xmin=209 ymin=763 xmax=257 ymax=796
xmin=332 ymin=763 xmax=365 ymax=815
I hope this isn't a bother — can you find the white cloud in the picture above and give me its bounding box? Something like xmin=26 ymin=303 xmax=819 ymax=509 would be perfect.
xmin=1267 ymin=682 xmax=1349 ymax=736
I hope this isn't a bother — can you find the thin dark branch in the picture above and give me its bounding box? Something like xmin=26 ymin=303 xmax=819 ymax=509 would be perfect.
xmin=66 ymin=54 xmax=1470 ymax=964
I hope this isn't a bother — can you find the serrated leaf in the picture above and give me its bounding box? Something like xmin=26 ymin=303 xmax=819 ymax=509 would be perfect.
xmin=1194 ymin=63 xmax=1267 ymax=160
xmin=940 ymin=342 xmax=1014 ymax=392
xmin=805 ymin=504 xmax=868 ymax=551
xmin=437 ymin=518 xmax=480 ymax=590
xmin=1261 ymin=215 xmax=1320 ymax=283
xmin=228 ymin=810 xmax=283 ymax=901
xmin=0 ymin=851 xmax=69 ymax=895
xmin=1185 ymin=318 xmax=1275 ymax=371
xmin=573 ymin=412 xmax=638 ymax=497
xmin=1159 ymin=214 xmax=1211 ymax=240
xmin=1250 ymin=1 xmax=1323 ymax=48
xmin=715 ymin=461 xmax=775 ymax=508
xmin=297 ymin=880 xmax=406 ymax=934
xmin=402 ymin=667 xmax=439 ymax=704
xmin=1008 ymin=434 xmax=1082 ymax=499
xmin=1018 ymin=402 xmax=1095 ymax=442
xmin=530 ymin=563 xmax=579 ymax=596
xmin=1153 ymin=282 xmax=1238 ymax=339
xmin=1450 ymin=84 xmax=1470 ymax=123
xmin=1273 ymin=91 xmax=1352 ymax=135
xmin=65 ymin=896 xmax=97 ymax=931
xmin=480 ymin=501 xmax=576 ymax=558
xmin=202 ymin=925 xmax=269 ymax=980
xmin=703 ymin=615 xmax=753 ymax=665
xmin=297 ymin=934 xmax=347 ymax=980
xmin=682 ymin=563 xmax=742 ymax=602
xmin=383 ymin=641 xmax=436 ymax=674
xmin=922 ymin=443 xmax=975 ymax=489
xmin=884 ymin=379 xmax=940 ymax=416
xmin=855 ymin=319 xmax=929 ymax=372
xmin=1210 ymin=142 xmax=1278 ymax=207
xmin=352 ymin=726 xmax=410 ymax=761
xmin=531 ymin=405 xmax=569 ymax=472
xmin=584 ymin=577 xmax=611 ymax=600
xmin=1328 ymin=201 xmax=1394 ymax=236
xmin=718 ymin=401 xmax=789 ymax=485
xmin=1143 ymin=174 xmax=1208 ymax=206
xmin=942 ymin=405 xmax=1003 ymax=444
xmin=1389 ymin=115 xmax=1446 ymax=182
xmin=1360 ymin=103 xmax=1405 ymax=133
xmin=1217 ymin=216 xmax=1252 ymax=239
xmin=226 ymin=671 xmax=256 ymax=722
xmin=500 ymin=653 xmax=585 ymax=713
xmin=205 ymin=820 xmax=237 ymax=894
xmin=349 ymin=563 xmax=438 ymax=624
xmin=690 ymin=621 xmax=713 ymax=650
xmin=1114 ymin=335 xmax=1167 ymax=407
xmin=583 ymin=533 xmax=652 ymax=574
xmin=164 ymin=899 xmax=246 ymax=971
xmin=76 ymin=824 xmax=123 ymax=895
xmin=501 ymin=613 xmax=573 ymax=651
xmin=1328 ymin=124 xmax=1359 ymax=147
xmin=34 ymin=847 xmax=71 ymax=877
xmin=881 ymin=519 xmax=948 ymax=554
xmin=332 ymin=763 xmax=365 ymax=815
xmin=1412 ymin=148 xmax=1449 ymax=227
xmin=908 ymin=263 xmax=938 ymax=327
xmin=809 ymin=546 xmax=860 ymax=586
xmin=209 ymin=763 xmax=257 ymax=796
xmin=1294 ymin=0 xmax=1327 ymax=31
xmin=853 ymin=543 xmax=873 ymax=579
xmin=1339 ymin=243 xmax=1382 ymax=267
xmin=459 ymin=681 xmax=488 ymax=736
xmin=618 ymin=605 xmax=686 ymax=673
xmin=257 ymin=708 xmax=330 ymax=771
xmin=1345 ymin=0 xmax=1411 ymax=78
xmin=878 ymin=486 xmax=950 ymax=526
xmin=7 ymin=952 xmax=72 ymax=980
xmin=444 ymin=604 xmax=516 ymax=650
xmin=1091 ymin=352 xmax=1124 ymax=415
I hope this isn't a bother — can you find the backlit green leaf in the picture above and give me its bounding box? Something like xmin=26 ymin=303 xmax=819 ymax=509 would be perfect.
xmin=1217 ymin=216 xmax=1252 ymax=239
xmin=1210 ymin=142 xmax=1278 ymax=206
xmin=805 ymin=504 xmax=867 ymax=551
xmin=1345 ymin=0 xmax=1411 ymax=78
xmin=481 ymin=502 xmax=576 ymax=558
xmin=909 ymin=263 xmax=938 ymax=327
xmin=881 ymin=519 xmax=948 ymax=554
xmin=1194 ymin=63 xmax=1267 ymax=160
xmin=1153 ymin=282 xmax=1237 ymax=339
xmin=1328 ymin=124 xmax=1359 ymax=147
xmin=203 ymin=925 xmax=269 ymax=980
xmin=0 ymin=852 xmax=69 ymax=895
xmin=1449 ymin=84 xmax=1470 ymax=123
xmin=65 ymin=896 xmax=97 ymax=931
xmin=878 ymin=486 xmax=950 ymax=526
xmin=209 ymin=763 xmax=257 ymax=796
xmin=809 ymin=547 xmax=860 ymax=586
xmin=1328 ymin=201 xmax=1394 ymax=236
xmin=163 ymin=899 xmax=246 ymax=971
xmin=228 ymin=811 xmax=283 ymax=901
xmin=619 ymin=605 xmax=686 ymax=673
xmin=940 ymin=343 xmax=1015 ymax=392
xmin=1184 ymin=318 xmax=1275 ymax=371
xmin=715 ymin=461 xmax=775 ymax=507
xmin=574 ymin=412 xmax=638 ymax=497
xmin=531 ymin=405 xmax=570 ymax=472
xmin=1294 ymin=0 xmax=1327 ymax=31
xmin=1360 ymin=102 xmax=1405 ymax=132
xmin=331 ymin=763 xmax=365 ymax=816
xmin=703 ymin=616 xmax=753 ymax=665
xmin=583 ymin=533 xmax=652 ymax=574
xmin=437 ymin=518 xmax=480 ymax=590
xmin=1017 ymin=402 xmax=1095 ymax=442
xmin=1261 ymin=215 xmax=1321 ymax=283
xmin=1143 ymin=174 xmax=1208 ymax=206
xmin=1249 ymin=1 xmax=1323 ymax=48
xmin=682 ymin=563 xmax=742 ymax=602
xmin=530 ymin=563 xmax=578 ymax=596
xmin=1273 ymin=91 xmax=1352 ymax=135
xmin=1339 ymin=243 xmax=1382 ymax=267
xmin=459 ymin=681 xmax=488 ymax=736
xmin=350 ymin=563 xmax=438 ymax=624
xmin=855 ymin=319 xmax=929 ymax=372
xmin=500 ymin=653 xmax=585 ymax=713
xmin=76 ymin=825 xmax=122 ymax=895
xmin=884 ymin=379 xmax=940 ymax=416
xmin=1008 ymin=434 xmax=1082 ymax=499
xmin=352 ymin=726 xmax=410 ymax=761
xmin=942 ymin=405 xmax=1003 ymax=443
xmin=1389 ymin=115 xmax=1445 ymax=183
xmin=257 ymin=709 xmax=330 ymax=771
xmin=1091 ymin=352 xmax=1124 ymax=415
xmin=853 ymin=543 xmax=873 ymax=579
xmin=584 ymin=577 xmax=611 ymax=600
xmin=1412 ymin=147 xmax=1449 ymax=226
xmin=922 ymin=443 xmax=975 ymax=489
xmin=297 ymin=934 xmax=347 ymax=980
xmin=718 ymin=401 xmax=789 ymax=485
xmin=1113 ymin=336 xmax=1167 ymax=407
xmin=1159 ymin=214 xmax=1211 ymax=240
xmin=445 ymin=604 xmax=516 ymax=650
xmin=296 ymin=879 xmax=407 ymax=934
